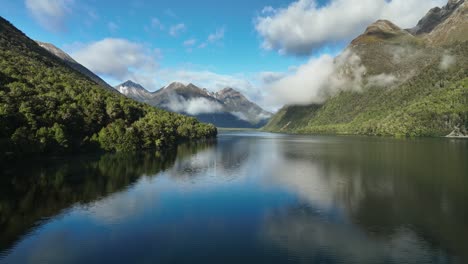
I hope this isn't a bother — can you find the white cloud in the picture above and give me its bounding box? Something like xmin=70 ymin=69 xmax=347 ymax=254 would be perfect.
xmin=260 ymin=71 xmax=287 ymax=84
xmin=150 ymin=17 xmax=164 ymax=30
xmin=164 ymin=96 xmax=224 ymax=115
xmin=262 ymin=6 xmax=275 ymax=14
xmin=169 ymin=23 xmax=186 ymax=37
xmin=439 ymin=53 xmax=456 ymax=70
xmin=70 ymin=38 xmax=158 ymax=88
xmin=367 ymin=73 xmax=397 ymax=87
xmin=265 ymin=50 xmax=367 ymax=106
xmin=230 ymin=111 xmax=249 ymax=122
xmin=208 ymin=27 xmax=225 ymax=43
xmin=197 ymin=27 xmax=226 ymax=49
xmin=183 ymin=39 xmax=197 ymax=47
xmin=25 ymin=0 xmax=74 ymax=32
xmin=67 ymin=37 xmax=262 ymax=104
xmin=255 ymin=0 xmax=445 ymax=55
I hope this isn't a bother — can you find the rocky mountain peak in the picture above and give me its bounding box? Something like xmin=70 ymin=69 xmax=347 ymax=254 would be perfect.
xmin=409 ymin=0 xmax=465 ymax=35
xmin=165 ymin=82 xmax=187 ymax=90
xmin=216 ymin=87 xmax=243 ymax=99
xmin=367 ymin=20 xmax=401 ymax=33
xmin=120 ymin=80 xmax=146 ymax=90
xmin=115 ymin=80 xmax=151 ymax=99
xmin=350 ymin=20 xmax=413 ymax=46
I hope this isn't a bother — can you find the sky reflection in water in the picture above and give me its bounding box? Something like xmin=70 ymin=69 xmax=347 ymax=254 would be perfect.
xmin=1 ymin=131 xmax=467 ymax=264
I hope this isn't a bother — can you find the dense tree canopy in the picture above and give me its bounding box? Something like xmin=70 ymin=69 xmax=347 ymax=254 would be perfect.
xmin=0 ymin=17 xmax=216 ymax=159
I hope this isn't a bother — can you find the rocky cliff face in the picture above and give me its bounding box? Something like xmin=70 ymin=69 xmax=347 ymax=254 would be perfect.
xmin=409 ymin=0 xmax=465 ymax=35
xmin=421 ymin=0 xmax=468 ymax=45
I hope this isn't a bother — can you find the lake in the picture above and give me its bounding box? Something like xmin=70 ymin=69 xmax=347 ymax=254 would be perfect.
xmin=1 ymin=131 xmax=468 ymax=264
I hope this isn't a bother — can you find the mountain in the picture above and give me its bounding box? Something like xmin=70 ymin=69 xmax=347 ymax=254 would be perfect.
xmin=409 ymin=0 xmax=466 ymax=37
xmin=115 ymin=81 xmax=272 ymax=128
xmin=0 ymin=16 xmax=216 ymax=159
xmin=36 ymin=41 xmax=115 ymax=91
xmin=264 ymin=0 xmax=468 ymax=137
xmin=116 ymin=80 xmax=153 ymax=101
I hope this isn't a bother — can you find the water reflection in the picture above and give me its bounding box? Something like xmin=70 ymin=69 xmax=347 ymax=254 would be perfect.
xmin=1 ymin=132 xmax=467 ymax=263
xmin=0 ymin=141 xmax=212 ymax=253
xmin=260 ymin=135 xmax=468 ymax=263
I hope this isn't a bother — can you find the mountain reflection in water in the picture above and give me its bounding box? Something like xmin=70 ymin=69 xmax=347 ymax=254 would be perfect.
xmin=1 ymin=131 xmax=467 ymax=264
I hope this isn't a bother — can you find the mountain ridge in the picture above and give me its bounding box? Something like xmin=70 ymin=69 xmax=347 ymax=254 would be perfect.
xmin=115 ymin=80 xmax=272 ymax=128
xmin=264 ymin=0 xmax=468 ymax=137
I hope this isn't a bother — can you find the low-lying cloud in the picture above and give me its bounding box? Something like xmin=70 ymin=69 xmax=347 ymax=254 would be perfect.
xmin=439 ymin=53 xmax=456 ymax=70
xmin=255 ymin=0 xmax=445 ymax=55
xmin=266 ymin=50 xmax=367 ymax=106
xmin=367 ymin=73 xmax=398 ymax=87
xmin=164 ymin=95 xmax=224 ymax=115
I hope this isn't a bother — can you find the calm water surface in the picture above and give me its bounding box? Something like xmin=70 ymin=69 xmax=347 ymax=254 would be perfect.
xmin=1 ymin=131 xmax=468 ymax=264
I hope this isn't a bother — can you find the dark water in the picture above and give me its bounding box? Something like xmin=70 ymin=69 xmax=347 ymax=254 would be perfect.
xmin=1 ymin=131 xmax=468 ymax=264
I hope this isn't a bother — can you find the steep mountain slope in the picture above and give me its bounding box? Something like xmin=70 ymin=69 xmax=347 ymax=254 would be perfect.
xmin=421 ymin=0 xmax=468 ymax=46
xmin=36 ymin=41 xmax=115 ymax=91
xmin=264 ymin=0 xmax=468 ymax=137
xmin=409 ymin=0 xmax=465 ymax=35
xmin=0 ymin=16 xmax=216 ymax=159
xmin=115 ymin=81 xmax=272 ymax=128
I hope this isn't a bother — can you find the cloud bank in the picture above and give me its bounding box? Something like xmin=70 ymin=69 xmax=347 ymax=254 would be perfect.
xmin=266 ymin=50 xmax=367 ymax=106
xmin=163 ymin=95 xmax=224 ymax=115
xmin=70 ymin=38 xmax=157 ymax=88
xmin=255 ymin=0 xmax=445 ymax=55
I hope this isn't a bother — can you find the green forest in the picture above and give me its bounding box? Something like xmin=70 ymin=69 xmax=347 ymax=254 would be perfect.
xmin=0 ymin=17 xmax=217 ymax=159
xmin=264 ymin=41 xmax=468 ymax=137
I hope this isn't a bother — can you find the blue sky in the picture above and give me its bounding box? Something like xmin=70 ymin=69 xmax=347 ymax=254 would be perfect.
xmin=1 ymin=0 xmax=313 ymax=78
xmin=0 ymin=0 xmax=445 ymax=109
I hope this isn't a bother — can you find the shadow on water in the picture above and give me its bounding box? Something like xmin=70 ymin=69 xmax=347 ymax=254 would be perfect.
xmin=0 ymin=140 xmax=216 ymax=254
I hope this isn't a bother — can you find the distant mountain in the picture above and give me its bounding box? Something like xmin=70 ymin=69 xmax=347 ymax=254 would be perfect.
xmin=115 ymin=81 xmax=272 ymax=128
xmin=116 ymin=80 xmax=153 ymax=101
xmin=264 ymin=0 xmax=468 ymax=137
xmin=36 ymin=41 xmax=115 ymax=91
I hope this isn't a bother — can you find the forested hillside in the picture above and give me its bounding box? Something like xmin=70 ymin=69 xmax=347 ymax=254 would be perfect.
xmin=264 ymin=1 xmax=468 ymax=137
xmin=0 ymin=17 xmax=216 ymax=159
